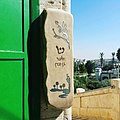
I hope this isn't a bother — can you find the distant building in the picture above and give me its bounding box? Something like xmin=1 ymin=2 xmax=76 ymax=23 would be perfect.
xmin=95 ymin=67 xmax=102 ymax=80
xmin=95 ymin=68 xmax=118 ymax=80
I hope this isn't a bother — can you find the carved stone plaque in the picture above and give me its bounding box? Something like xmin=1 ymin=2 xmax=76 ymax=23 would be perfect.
xmin=45 ymin=8 xmax=73 ymax=109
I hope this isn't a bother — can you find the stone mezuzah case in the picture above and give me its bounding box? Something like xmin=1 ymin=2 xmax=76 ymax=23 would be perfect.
xmin=27 ymin=8 xmax=73 ymax=119
xmin=45 ymin=8 xmax=73 ymax=109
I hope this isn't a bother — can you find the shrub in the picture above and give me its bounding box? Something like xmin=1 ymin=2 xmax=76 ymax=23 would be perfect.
xmin=74 ymin=75 xmax=111 ymax=93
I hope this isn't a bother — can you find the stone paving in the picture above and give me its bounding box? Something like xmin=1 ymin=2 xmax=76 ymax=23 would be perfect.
xmin=72 ymin=116 xmax=88 ymax=120
xmin=72 ymin=116 xmax=106 ymax=120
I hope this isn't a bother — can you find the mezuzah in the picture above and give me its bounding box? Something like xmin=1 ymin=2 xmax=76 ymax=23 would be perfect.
xmin=45 ymin=8 xmax=74 ymax=109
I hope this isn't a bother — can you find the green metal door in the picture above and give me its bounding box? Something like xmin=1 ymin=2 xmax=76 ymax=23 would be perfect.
xmin=0 ymin=0 xmax=29 ymax=120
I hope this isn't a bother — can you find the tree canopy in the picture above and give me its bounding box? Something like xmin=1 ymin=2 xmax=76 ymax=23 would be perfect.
xmin=85 ymin=60 xmax=95 ymax=75
xmin=79 ymin=63 xmax=86 ymax=73
xmin=116 ymin=48 xmax=120 ymax=61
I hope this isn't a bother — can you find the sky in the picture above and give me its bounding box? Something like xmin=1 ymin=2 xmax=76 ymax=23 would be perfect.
xmin=71 ymin=0 xmax=120 ymax=60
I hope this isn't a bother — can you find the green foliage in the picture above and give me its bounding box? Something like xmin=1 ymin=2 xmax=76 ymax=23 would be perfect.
xmin=100 ymin=52 xmax=104 ymax=67
xmin=112 ymin=52 xmax=115 ymax=65
xmin=79 ymin=63 xmax=86 ymax=73
xmin=116 ymin=48 xmax=120 ymax=61
xmin=74 ymin=75 xmax=111 ymax=93
xmin=100 ymin=80 xmax=111 ymax=87
xmin=86 ymin=79 xmax=101 ymax=90
xmin=74 ymin=59 xmax=81 ymax=73
xmin=74 ymin=59 xmax=87 ymax=74
xmin=74 ymin=59 xmax=78 ymax=73
xmin=85 ymin=60 xmax=95 ymax=75
xmin=102 ymin=64 xmax=114 ymax=71
xmin=74 ymin=76 xmax=87 ymax=93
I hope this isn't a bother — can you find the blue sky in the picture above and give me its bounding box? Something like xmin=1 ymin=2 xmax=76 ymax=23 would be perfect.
xmin=71 ymin=0 xmax=120 ymax=60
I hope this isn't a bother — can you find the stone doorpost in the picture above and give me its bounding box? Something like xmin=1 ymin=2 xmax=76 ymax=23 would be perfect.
xmin=39 ymin=0 xmax=72 ymax=120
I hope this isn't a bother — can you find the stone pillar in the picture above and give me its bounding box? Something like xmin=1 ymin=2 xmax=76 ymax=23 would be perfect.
xmin=64 ymin=107 xmax=72 ymax=120
xmin=39 ymin=1 xmax=72 ymax=120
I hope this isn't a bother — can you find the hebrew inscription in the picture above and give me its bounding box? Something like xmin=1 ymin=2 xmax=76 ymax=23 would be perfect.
xmin=56 ymin=46 xmax=65 ymax=54
xmin=55 ymin=45 xmax=66 ymax=67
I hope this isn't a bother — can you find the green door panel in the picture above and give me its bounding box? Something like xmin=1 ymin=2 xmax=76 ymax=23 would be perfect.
xmin=0 ymin=51 xmax=24 ymax=59
xmin=30 ymin=0 xmax=40 ymax=23
xmin=0 ymin=60 xmax=23 ymax=120
xmin=0 ymin=0 xmax=29 ymax=120
xmin=0 ymin=0 xmax=22 ymax=51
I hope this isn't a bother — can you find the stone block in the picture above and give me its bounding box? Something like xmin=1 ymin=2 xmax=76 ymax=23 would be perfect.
xmin=45 ymin=8 xmax=73 ymax=109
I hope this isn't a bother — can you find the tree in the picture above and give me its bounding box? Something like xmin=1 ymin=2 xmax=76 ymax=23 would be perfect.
xmin=85 ymin=60 xmax=95 ymax=75
xmin=100 ymin=52 xmax=104 ymax=68
xmin=53 ymin=85 xmax=56 ymax=89
xmin=116 ymin=48 xmax=120 ymax=61
xmin=74 ymin=59 xmax=78 ymax=73
xmin=60 ymin=85 xmax=62 ymax=90
xmin=79 ymin=63 xmax=86 ymax=73
xmin=62 ymin=83 xmax=65 ymax=89
xmin=74 ymin=59 xmax=80 ymax=73
xmin=102 ymin=64 xmax=114 ymax=71
xmin=56 ymin=82 xmax=59 ymax=89
xmin=112 ymin=52 xmax=115 ymax=65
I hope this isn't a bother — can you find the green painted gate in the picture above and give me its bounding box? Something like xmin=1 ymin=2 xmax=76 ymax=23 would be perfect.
xmin=0 ymin=0 xmax=29 ymax=119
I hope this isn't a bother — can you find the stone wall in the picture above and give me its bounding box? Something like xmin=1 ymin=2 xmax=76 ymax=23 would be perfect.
xmin=40 ymin=0 xmax=71 ymax=13
xmin=72 ymin=79 xmax=120 ymax=120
